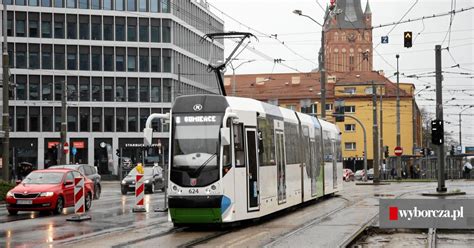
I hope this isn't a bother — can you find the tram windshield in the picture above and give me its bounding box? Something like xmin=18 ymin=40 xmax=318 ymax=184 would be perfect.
xmin=171 ymin=114 xmax=222 ymax=187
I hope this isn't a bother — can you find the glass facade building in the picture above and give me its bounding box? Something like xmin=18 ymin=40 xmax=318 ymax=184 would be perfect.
xmin=1 ymin=0 xmax=224 ymax=177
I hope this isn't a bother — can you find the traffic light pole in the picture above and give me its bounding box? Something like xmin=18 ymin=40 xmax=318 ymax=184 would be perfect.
xmin=396 ymin=55 xmax=401 ymax=180
xmin=372 ymin=81 xmax=380 ymax=183
xmin=59 ymin=80 xmax=67 ymax=165
xmin=435 ymin=45 xmax=446 ymax=192
xmin=2 ymin=0 xmax=11 ymax=181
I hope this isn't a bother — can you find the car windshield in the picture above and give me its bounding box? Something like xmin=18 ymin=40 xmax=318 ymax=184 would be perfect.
xmin=128 ymin=167 xmax=154 ymax=176
xmin=23 ymin=172 xmax=64 ymax=184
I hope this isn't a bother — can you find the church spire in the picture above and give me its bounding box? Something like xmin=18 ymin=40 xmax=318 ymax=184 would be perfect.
xmin=364 ymin=0 xmax=372 ymax=15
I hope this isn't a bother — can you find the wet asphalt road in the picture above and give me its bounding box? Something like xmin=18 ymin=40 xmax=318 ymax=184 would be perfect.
xmin=0 ymin=182 xmax=168 ymax=248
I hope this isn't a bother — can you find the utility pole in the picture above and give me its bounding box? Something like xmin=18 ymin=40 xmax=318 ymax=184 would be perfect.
xmin=2 ymin=0 xmax=10 ymax=181
xmin=396 ymin=54 xmax=401 ymax=179
xmin=59 ymin=81 xmax=67 ymax=165
xmin=435 ymin=45 xmax=446 ymax=192
xmin=320 ymin=25 xmax=327 ymax=119
xmin=372 ymin=81 xmax=379 ymax=183
xmin=379 ymin=85 xmax=384 ymax=176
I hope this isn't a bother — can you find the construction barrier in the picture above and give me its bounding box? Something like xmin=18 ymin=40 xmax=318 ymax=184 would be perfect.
xmin=133 ymin=173 xmax=146 ymax=212
xmin=67 ymin=176 xmax=91 ymax=221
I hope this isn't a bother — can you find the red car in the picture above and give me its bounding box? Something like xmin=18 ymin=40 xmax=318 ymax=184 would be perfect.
xmin=5 ymin=168 xmax=94 ymax=215
xmin=343 ymin=168 xmax=355 ymax=182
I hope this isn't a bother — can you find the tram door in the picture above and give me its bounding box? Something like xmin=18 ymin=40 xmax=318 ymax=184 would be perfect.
xmin=332 ymin=140 xmax=337 ymax=189
xmin=245 ymin=128 xmax=259 ymax=211
xmin=276 ymin=130 xmax=286 ymax=204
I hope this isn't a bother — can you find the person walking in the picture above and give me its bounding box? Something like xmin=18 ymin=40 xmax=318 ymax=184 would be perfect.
xmin=463 ymin=160 xmax=472 ymax=179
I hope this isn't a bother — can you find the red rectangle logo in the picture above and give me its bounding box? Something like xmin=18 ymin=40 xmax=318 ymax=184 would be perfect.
xmin=389 ymin=206 xmax=398 ymax=221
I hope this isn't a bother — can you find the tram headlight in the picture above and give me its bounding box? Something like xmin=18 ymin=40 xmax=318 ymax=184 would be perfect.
xmin=121 ymin=180 xmax=126 ymax=185
xmin=211 ymin=185 xmax=216 ymax=191
xmin=172 ymin=185 xmax=177 ymax=191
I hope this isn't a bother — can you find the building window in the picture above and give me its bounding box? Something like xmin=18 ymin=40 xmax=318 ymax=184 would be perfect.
xmin=103 ymin=23 xmax=113 ymax=40
xmin=68 ymin=107 xmax=78 ymax=132
xmin=162 ymin=19 xmax=171 ymax=43
xmin=163 ymin=79 xmax=172 ymax=102
xmin=116 ymin=0 xmax=124 ymax=11
xmin=79 ymin=0 xmax=88 ymax=9
xmin=80 ymin=108 xmax=90 ymax=132
xmin=16 ymin=0 xmax=26 ymax=5
xmin=151 ymin=21 xmax=160 ymax=42
xmin=139 ymin=79 xmax=149 ymax=102
xmin=30 ymin=107 xmax=40 ymax=132
xmin=345 ymin=124 xmax=356 ymax=132
xmin=67 ymin=78 xmax=78 ymax=101
xmin=79 ymin=51 xmax=90 ymax=70
xmin=139 ymin=53 xmax=149 ymax=72
xmin=91 ymin=22 xmax=101 ymax=40
xmin=29 ymin=0 xmax=39 ymax=6
xmin=42 ymin=0 xmax=51 ymax=6
xmin=364 ymin=87 xmax=374 ymax=94
xmin=55 ymin=50 xmax=65 ymax=70
xmin=42 ymin=21 xmax=52 ymax=38
xmin=161 ymin=0 xmax=170 ymax=12
xmin=54 ymin=0 xmax=63 ymax=7
xmin=325 ymin=103 xmax=333 ymax=111
xmin=268 ymin=99 xmax=278 ymax=106
xmin=79 ymin=21 xmax=89 ymax=39
xmin=128 ymin=108 xmax=138 ymax=132
xmin=17 ymin=107 xmax=27 ymax=132
xmin=116 ymin=108 xmax=126 ymax=132
xmin=16 ymin=76 xmax=27 ymax=100
xmin=127 ymin=55 xmax=137 ymax=72
xmin=104 ymin=48 xmax=113 ymax=71
xmin=16 ymin=20 xmax=26 ymax=37
xmin=7 ymin=19 xmax=13 ymax=36
xmin=92 ymin=107 xmax=102 ymax=132
xmin=104 ymin=108 xmax=114 ymax=132
xmin=116 ymin=55 xmax=125 ymax=71
xmin=29 ymin=20 xmax=39 ymax=37
xmin=344 ymin=106 xmax=356 ymax=113
xmin=345 ymin=142 xmax=356 ymax=150
xmin=54 ymin=21 xmax=64 ymax=38
xmin=67 ymin=0 xmax=76 ymax=8
xmin=151 ymin=79 xmax=161 ymax=102
xmin=139 ymin=23 xmax=149 ymax=42
xmin=116 ymin=79 xmax=126 ymax=102
xmin=128 ymin=24 xmax=137 ymax=41
xmin=16 ymin=51 xmax=27 ymax=68
xmin=163 ymin=49 xmax=171 ymax=72
xmin=54 ymin=107 xmax=61 ymax=131
xmin=116 ymin=24 xmax=125 ymax=41
xmin=343 ymin=87 xmax=356 ymax=94
xmin=91 ymin=0 xmax=100 ymax=9
xmin=29 ymin=52 xmax=40 ymax=69
xmin=128 ymin=80 xmax=138 ymax=102
xmin=103 ymin=0 xmax=112 ymax=10
xmin=42 ymin=76 xmax=53 ymax=100
xmin=151 ymin=54 xmax=160 ymax=72
xmin=92 ymin=78 xmax=102 ymax=101
xmin=67 ymin=20 xmax=77 ymax=39
xmin=104 ymin=79 xmax=114 ymax=101
xmin=151 ymin=0 xmax=159 ymax=12
xmin=67 ymin=52 xmax=77 ymax=70
xmin=29 ymin=77 xmax=40 ymax=100
xmin=139 ymin=0 xmax=147 ymax=11
xmin=140 ymin=108 xmax=150 ymax=131
xmin=127 ymin=0 xmax=136 ymax=11
xmin=80 ymin=78 xmax=90 ymax=101
xmin=42 ymin=107 xmax=53 ymax=132
xmin=92 ymin=50 xmax=101 ymax=71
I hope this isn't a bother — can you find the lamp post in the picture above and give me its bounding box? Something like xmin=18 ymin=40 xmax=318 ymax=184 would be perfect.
xmin=395 ymin=54 xmax=401 ymax=179
xmin=293 ymin=9 xmax=332 ymax=119
xmin=2 ymin=0 xmax=11 ymax=181
xmin=230 ymin=59 xmax=255 ymax=96
xmin=459 ymin=106 xmax=473 ymax=150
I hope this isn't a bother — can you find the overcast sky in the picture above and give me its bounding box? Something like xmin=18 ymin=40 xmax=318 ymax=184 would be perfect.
xmin=207 ymin=0 xmax=474 ymax=147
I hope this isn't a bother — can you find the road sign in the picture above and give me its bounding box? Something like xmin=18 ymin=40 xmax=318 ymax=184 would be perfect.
xmin=64 ymin=142 xmax=69 ymax=154
xmin=456 ymin=146 xmax=462 ymax=151
xmin=381 ymin=36 xmax=389 ymax=44
xmin=394 ymin=146 xmax=403 ymax=156
xmin=71 ymin=147 xmax=77 ymax=156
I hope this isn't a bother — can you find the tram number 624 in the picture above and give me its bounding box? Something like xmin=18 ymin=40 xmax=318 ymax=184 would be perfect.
xmin=189 ymin=189 xmax=199 ymax=194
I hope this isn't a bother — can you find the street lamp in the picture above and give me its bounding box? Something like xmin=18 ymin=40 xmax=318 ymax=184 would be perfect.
xmin=459 ymin=106 xmax=474 ymax=149
xmin=293 ymin=9 xmax=331 ymax=119
xmin=229 ymin=59 xmax=255 ymax=96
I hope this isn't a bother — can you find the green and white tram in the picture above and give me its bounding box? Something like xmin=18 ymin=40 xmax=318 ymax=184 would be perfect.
xmin=164 ymin=94 xmax=343 ymax=224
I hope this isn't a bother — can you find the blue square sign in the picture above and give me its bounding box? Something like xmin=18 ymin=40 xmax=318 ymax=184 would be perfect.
xmin=381 ymin=36 xmax=389 ymax=44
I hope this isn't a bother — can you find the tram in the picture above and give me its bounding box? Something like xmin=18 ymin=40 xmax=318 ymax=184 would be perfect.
xmin=167 ymin=94 xmax=343 ymax=224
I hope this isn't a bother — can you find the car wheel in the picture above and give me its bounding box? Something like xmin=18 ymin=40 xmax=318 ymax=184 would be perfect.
xmin=53 ymin=196 xmax=64 ymax=215
xmin=8 ymin=209 xmax=18 ymax=215
xmin=94 ymin=184 xmax=101 ymax=200
xmin=121 ymin=187 xmax=128 ymax=195
xmin=85 ymin=192 xmax=92 ymax=211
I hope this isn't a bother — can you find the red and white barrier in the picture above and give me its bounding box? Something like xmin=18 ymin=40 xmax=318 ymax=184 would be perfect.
xmin=133 ymin=174 xmax=146 ymax=212
xmin=67 ymin=176 xmax=91 ymax=221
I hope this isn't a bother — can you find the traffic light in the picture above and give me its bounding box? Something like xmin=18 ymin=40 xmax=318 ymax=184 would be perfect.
xmin=116 ymin=149 xmax=120 ymax=157
xmin=404 ymin=31 xmax=412 ymax=48
xmin=431 ymin=119 xmax=444 ymax=145
xmin=420 ymin=148 xmax=425 ymax=157
xmin=384 ymin=146 xmax=389 ymax=158
xmin=450 ymin=145 xmax=455 ymax=156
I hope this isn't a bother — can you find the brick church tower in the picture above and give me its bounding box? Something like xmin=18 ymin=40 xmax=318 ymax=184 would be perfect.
xmin=324 ymin=0 xmax=373 ymax=73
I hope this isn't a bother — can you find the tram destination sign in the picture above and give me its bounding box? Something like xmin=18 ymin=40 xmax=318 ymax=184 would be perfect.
xmin=175 ymin=115 xmax=221 ymax=125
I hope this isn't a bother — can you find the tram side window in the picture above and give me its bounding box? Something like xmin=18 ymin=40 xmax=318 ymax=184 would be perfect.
xmin=302 ymin=126 xmax=310 ymax=176
xmin=233 ymin=123 xmax=245 ymax=167
xmin=284 ymin=122 xmax=300 ymax=164
xmin=323 ymin=131 xmax=333 ymax=162
xmin=257 ymin=116 xmax=276 ymax=166
xmin=222 ymin=119 xmax=232 ymax=175
xmin=314 ymin=126 xmax=323 ymax=177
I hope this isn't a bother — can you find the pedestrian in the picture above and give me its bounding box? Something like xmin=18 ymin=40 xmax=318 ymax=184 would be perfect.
xmin=463 ymin=160 xmax=472 ymax=179
xmin=391 ymin=167 xmax=396 ymax=179
xmin=382 ymin=161 xmax=387 ymax=180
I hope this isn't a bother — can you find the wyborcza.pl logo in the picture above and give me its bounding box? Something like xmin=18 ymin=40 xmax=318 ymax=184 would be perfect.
xmin=389 ymin=206 xmax=464 ymax=221
xmin=380 ymin=199 xmax=474 ymax=229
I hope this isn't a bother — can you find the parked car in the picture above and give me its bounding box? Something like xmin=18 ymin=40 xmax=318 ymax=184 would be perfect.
xmin=5 ymin=169 xmax=94 ymax=215
xmin=367 ymin=168 xmax=374 ymax=180
xmin=49 ymin=164 xmax=102 ymax=199
xmin=121 ymin=165 xmax=164 ymax=195
xmin=343 ymin=169 xmax=355 ymax=182
xmin=354 ymin=170 xmax=366 ymax=181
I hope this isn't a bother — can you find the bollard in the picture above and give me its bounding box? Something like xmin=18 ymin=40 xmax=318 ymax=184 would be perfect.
xmin=67 ymin=177 xmax=91 ymax=221
xmin=132 ymin=173 xmax=146 ymax=212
